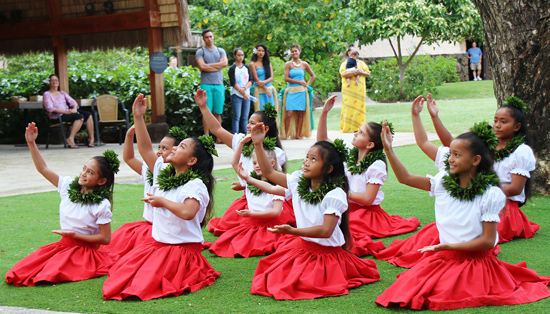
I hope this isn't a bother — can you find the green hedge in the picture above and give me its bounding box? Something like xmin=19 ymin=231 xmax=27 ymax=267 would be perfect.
xmin=367 ymin=55 xmax=460 ymax=102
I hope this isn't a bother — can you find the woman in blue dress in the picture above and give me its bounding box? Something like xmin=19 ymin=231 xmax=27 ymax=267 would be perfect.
xmin=250 ymin=44 xmax=279 ymax=113
xmin=281 ymin=44 xmax=316 ymax=139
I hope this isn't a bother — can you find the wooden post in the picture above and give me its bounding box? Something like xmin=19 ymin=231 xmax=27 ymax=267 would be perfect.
xmin=52 ymin=36 xmax=69 ymax=93
xmin=145 ymin=0 xmax=165 ymax=124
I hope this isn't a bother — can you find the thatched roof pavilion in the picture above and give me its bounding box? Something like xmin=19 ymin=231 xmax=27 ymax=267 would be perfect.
xmin=0 ymin=0 xmax=192 ymax=123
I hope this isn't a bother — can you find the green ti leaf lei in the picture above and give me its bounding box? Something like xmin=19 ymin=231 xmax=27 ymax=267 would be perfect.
xmin=297 ymin=175 xmax=345 ymax=205
xmin=146 ymin=168 xmax=154 ymax=186
xmin=347 ymin=148 xmax=386 ymax=175
xmin=442 ymin=158 xmax=499 ymax=201
xmin=157 ymin=164 xmax=207 ymax=191
xmin=494 ymin=134 xmax=526 ymax=162
xmin=68 ymin=177 xmax=112 ymax=205
xmin=241 ymin=137 xmax=277 ymax=158
xmin=247 ymin=170 xmax=276 ymax=196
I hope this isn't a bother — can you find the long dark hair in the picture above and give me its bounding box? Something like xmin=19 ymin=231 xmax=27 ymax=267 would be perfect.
xmin=91 ymin=156 xmax=116 ymax=205
xmin=497 ymin=105 xmax=533 ymax=202
xmin=250 ymin=44 xmax=271 ymax=80
xmin=312 ymin=141 xmax=351 ymax=250
xmin=253 ymin=110 xmax=286 ymax=172
xmin=189 ymin=137 xmax=216 ymax=228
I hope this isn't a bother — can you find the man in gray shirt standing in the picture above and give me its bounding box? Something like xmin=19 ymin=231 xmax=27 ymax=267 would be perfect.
xmin=196 ymin=29 xmax=228 ymax=136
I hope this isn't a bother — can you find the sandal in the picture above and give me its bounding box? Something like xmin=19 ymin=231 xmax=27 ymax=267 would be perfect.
xmin=87 ymin=141 xmax=95 ymax=147
xmin=67 ymin=139 xmax=79 ymax=149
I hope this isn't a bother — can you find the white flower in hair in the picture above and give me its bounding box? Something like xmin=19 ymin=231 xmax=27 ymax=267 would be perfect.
xmin=253 ymin=47 xmax=257 ymax=54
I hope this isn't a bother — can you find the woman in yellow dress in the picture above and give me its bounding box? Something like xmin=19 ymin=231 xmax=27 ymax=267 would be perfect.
xmin=339 ymin=47 xmax=371 ymax=133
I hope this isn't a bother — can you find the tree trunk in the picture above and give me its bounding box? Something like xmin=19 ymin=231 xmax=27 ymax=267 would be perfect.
xmin=471 ymin=0 xmax=550 ymax=194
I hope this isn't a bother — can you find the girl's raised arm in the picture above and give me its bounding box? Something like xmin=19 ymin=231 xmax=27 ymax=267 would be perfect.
xmin=26 ymin=123 xmax=59 ymax=187
xmin=123 ymin=125 xmax=144 ymax=174
xmin=316 ymin=95 xmax=338 ymax=142
xmin=411 ymin=95 xmax=438 ymax=161
xmin=382 ymin=122 xmax=431 ymax=191
xmin=237 ymin=162 xmax=285 ymax=196
xmin=231 ymin=135 xmax=250 ymax=173
xmin=194 ymin=89 xmax=234 ymax=148
xmin=132 ymin=94 xmax=158 ymax=171
xmin=426 ymin=93 xmax=454 ymax=147
xmin=250 ymin=123 xmax=287 ymax=187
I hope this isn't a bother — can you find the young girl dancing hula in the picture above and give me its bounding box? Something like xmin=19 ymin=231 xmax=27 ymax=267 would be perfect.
xmin=102 ymin=94 xmax=219 ymax=301
xmin=6 ymin=123 xmax=118 ymax=286
xmin=100 ymin=125 xmax=187 ymax=261
xmin=195 ymin=89 xmax=293 ymax=235
xmin=318 ymin=96 xmax=419 ymax=256
xmin=249 ymin=123 xmax=379 ymax=300
xmin=376 ymin=121 xmax=549 ymax=310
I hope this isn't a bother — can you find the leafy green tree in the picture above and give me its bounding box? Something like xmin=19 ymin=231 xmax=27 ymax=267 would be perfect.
xmin=351 ymin=0 xmax=482 ymax=99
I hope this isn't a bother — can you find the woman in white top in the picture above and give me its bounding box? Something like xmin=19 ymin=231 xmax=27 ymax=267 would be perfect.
xmin=376 ymin=122 xmax=550 ymax=310
xmin=6 ymin=123 xmax=117 ymax=286
xmin=249 ymin=124 xmax=380 ymax=300
xmin=317 ymin=96 xmax=419 ymax=257
xmin=102 ymin=94 xmax=219 ymax=301
xmin=195 ymin=89 xmax=294 ymax=235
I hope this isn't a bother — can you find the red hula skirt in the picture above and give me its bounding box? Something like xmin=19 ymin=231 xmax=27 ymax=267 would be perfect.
xmin=208 ymin=195 xmax=296 ymax=236
xmin=5 ymin=237 xmax=114 ymax=287
xmin=251 ymin=238 xmax=380 ymax=300
xmin=100 ymin=220 xmax=153 ymax=262
xmin=102 ymin=241 xmax=220 ymax=301
xmin=349 ymin=234 xmax=386 ymax=257
xmin=209 ymin=217 xmax=284 ymax=257
xmin=349 ymin=203 xmax=420 ymax=239
xmin=376 ymin=249 xmax=550 ymax=310
xmin=498 ymin=200 xmax=540 ymax=243
xmin=372 ymin=222 xmax=440 ymax=268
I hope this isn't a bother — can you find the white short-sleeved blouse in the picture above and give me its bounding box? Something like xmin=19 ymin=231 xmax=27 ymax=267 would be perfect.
xmin=435 ymin=146 xmax=450 ymax=171
xmin=151 ymin=178 xmax=209 ymax=244
xmin=285 ymin=170 xmax=348 ymax=247
xmin=493 ymin=144 xmax=535 ymax=202
xmin=58 ymin=176 xmax=112 ymax=235
xmin=244 ymin=182 xmax=285 ymax=212
xmin=429 ymin=170 xmax=506 ymax=247
xmin=140 ymin=163 xmax=155 ymax=223
xmin=345 ymin=159 xmax=387 ymax=205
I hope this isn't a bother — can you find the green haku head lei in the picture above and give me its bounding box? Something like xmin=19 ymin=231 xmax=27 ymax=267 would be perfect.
xmin=333 ymin=138 xmax=349 ymax=161
xmin=103 ymin=149 xmax=120 ymax=174
xmin=169 ymin=126 xmax=187 ymax=142
xmin=469 ymin=121 xmax=498 ymax=151
xmin=198 ymin=134 xmax=218 ymax=157
xmin=242 ymin=136 xmax=277 ymax=158
xmin=262 ymin=103 xmax=278 ymax=120
xmin=503 ymin=96 xmax=527 ymax=113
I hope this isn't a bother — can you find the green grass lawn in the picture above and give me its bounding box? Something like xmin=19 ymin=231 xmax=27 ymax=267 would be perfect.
xmin=1 ymin=145 xmax=549 ymax=313
xmin=314 ymin=80 xmax=498 ymax=133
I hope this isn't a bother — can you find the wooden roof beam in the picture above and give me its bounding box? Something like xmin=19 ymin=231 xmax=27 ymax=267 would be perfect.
xmin=0 ymin=11 xmax=161 ymax=40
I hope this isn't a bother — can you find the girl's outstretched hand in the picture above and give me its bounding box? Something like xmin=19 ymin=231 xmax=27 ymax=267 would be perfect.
xmin=381 ymin=121 xmax=393 ymax=151
xmin=250 ymin=122 xmax=266 ymax=145
xmin=426 ymin=93 xmax=439 ymax=117
xmin=322 ymin=95 xmax=338 ymax=114
xmin=51 ymin=230 xmax=76 ymax=237
xmin=25 ymin=122 xmax=38 ymax=143
xmin=418 ymin=243 xmax=446 ymax=253
xmin=194 ymin=88 xmax=208 ymax=108
xmin=236 ymin=162 xmax=250 ymax=181
xmin=132 ymin=94 xmax=146 ymax=118
xmin=411 ymin=95 xmax=425 ymax=116
xmin=236 ymin=209 xmax=252 ymax=217
xmin=141 ymin=193 xmax=165 ymax=207
xmin=267 ymin=224 xmax=293 ymax=234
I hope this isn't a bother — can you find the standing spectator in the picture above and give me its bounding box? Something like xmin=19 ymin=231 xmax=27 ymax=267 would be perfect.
xmin=196 ymin=29 xmax=228 ymax=137
xmin=250 ymin=44 xmax=278 ymax=112
xmin=168 ymin=56 xmax=178 ymax=71
xmin=228 ymin=48 xmax=253 ymax=134
xmin=339 ymin=47 xmax=370 ymax=133
xmin=467 ymin=42 xmax=483 ymax=81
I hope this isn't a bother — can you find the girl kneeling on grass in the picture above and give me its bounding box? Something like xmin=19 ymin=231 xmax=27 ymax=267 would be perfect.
xmin=100 ymin=125 xmax=187 ymax=261
xmin=317 ymin=96 xmax=419 ymax=257
xmin=375 ymin=121 xmax=550 ymax=310
xmin=5 ymin=122 xmax=118 ymax=287
xmin=102 ymin=94 xmax=219 ymax=301
xmin=249 ymin=123 xmax=380 ymax=300
xmin=209 ymin=142 xmax=285 ymax=257
xmin=194 ymin=89 xmax=294 ymax=235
